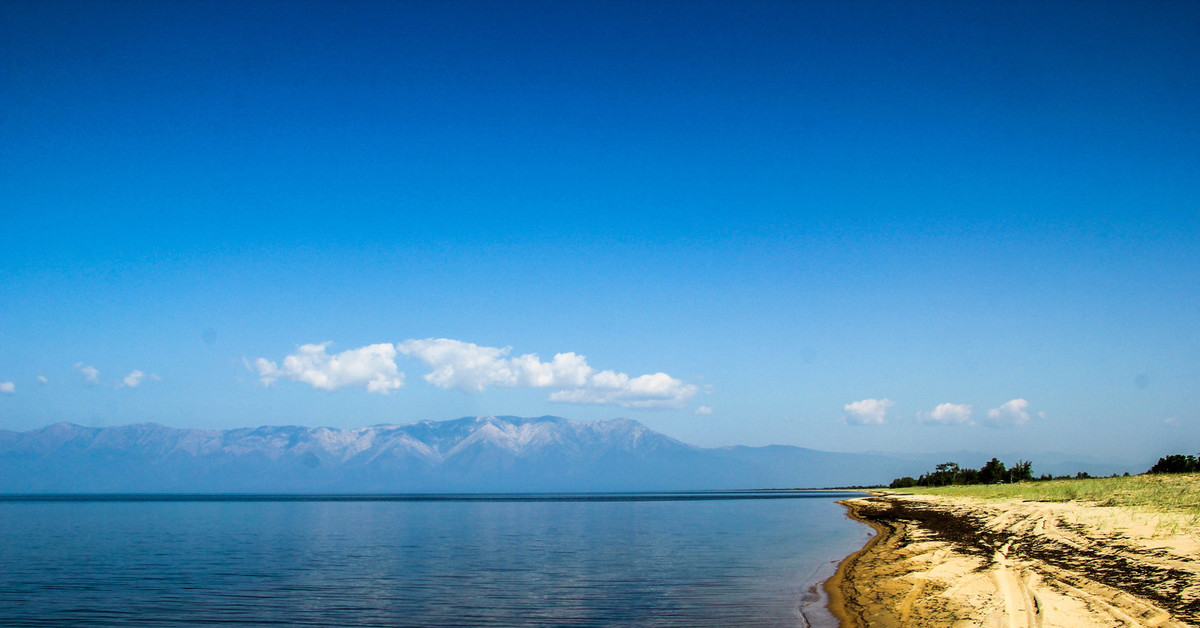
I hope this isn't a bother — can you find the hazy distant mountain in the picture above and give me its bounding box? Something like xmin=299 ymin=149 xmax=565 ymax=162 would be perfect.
xmin=0 ymin=416 xmax=1142 ymax=493
xmin=0 ymin=416 xmax=927 ymax=493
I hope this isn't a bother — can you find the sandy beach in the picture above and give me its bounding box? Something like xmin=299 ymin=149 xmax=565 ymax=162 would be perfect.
xmin=827 ymin=493 xmax=1200 ymax=627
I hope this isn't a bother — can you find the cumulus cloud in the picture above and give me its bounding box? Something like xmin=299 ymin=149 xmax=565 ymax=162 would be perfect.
xmin=695 ymin=406 xmax=713 ymax=415
xmin=844 ymin=398 xmax=894 ymax=425
xmin=399 ymin=338 xmax=697 ymax=409
xmin=74 ymin=363 xmax=100 ymax=384
xmin=37 ymin=375 xmax=48 ymax=385
xmin=0 ymin=381 xmax=14 ymax=394
xmin=986 ymin=398 xmax=1031 ymax=427
xmin=398 ymin=339 xmax=592 ymax=392
xmin=253 ymin=338 xmax=698 ymax=409
xmin=254 ymin=342 xmax=405 ymax=394
xmin=122 ymin=370 xmax=146 ymax=388
xmin=547 ymin=372 xmax=697 ymax=409
xmin=921 ymin=402 xmax=974 ymax=425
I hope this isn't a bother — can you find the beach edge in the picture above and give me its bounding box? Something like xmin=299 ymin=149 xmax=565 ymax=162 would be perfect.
xmin=823 ymin=494 xmax=885 ymax=628
xmin=819 ymin=491 xmax=1198 ymax=626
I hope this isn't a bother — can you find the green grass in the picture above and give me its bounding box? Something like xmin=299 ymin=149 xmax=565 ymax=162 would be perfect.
xmin=886 ymin=473 xmax=1200 ymax=517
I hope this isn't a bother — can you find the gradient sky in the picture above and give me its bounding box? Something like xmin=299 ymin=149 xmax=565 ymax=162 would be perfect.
xmin=2 ymin=0 xmax=1197 ymax=462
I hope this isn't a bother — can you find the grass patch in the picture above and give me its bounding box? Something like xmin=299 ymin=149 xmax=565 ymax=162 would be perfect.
xmin=886 ymin=473 xmax=1200 ymax=517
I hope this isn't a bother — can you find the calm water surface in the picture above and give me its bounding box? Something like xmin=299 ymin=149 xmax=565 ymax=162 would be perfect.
xmin=0 ymin=492 xmax=870 ymax=627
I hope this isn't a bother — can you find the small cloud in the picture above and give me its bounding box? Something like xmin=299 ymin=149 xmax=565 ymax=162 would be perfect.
xmin=986 ymin=398 xmax=1031 ymax=427
xmin=695 ymin=406 xmax=713 ymax=415
xmin=74 ymin=363 xmax=100 ymax=384
xmin=844 ymin=398 xmax=893 ymax=426
xmin=0 ymin=381 xmax=14 ymax=394
xmin=1165 ymin=416 xmax=1179 ymax=426
xmin=920 ymin=402 xmax=973 ymax=425
xmin=122 ymin=370 xmax=146 ymax=388
xmin=37 ymin=375 xmax=48 ymax=385
xmin=1038 ymin=411 xmax=1047 ymax=419
xmin=253 ymin=342 xmax=405 ymax=395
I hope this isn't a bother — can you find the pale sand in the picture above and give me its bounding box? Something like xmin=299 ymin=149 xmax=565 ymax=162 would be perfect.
xmin=827 ymin=493 xmax=1200 ymax=627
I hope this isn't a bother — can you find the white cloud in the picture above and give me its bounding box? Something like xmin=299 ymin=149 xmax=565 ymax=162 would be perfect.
xmin=695 ymin=406 xmax=713 ymax=415
xmin=547 ymin=372 xmax=697 ymax=409
xmin=254 ymin=343 xmax=404 ymax=395
xmin=921 ymin=402 xmax=974 ymax=425
xmin=0 ymin=381 xmax=14 ymax=394
xmin=844 ymin=398 xmax=893 ymax=425
xmin=122 ymin=370 xmax=146 ymax=388
xmin=253 ymin=338 xmax=698 ymax=409
xmin=399 ymin=338 xmax=697 ymax=409
xmin=986 ymin=398 xmax=1031 ymax=427
xmin=74 ymin=363 xmax=100 ymax=384
xmin=398 ymin=338 xmax=592 ymax=392
xmin=1165 ymin=416 xmax=1179 ymax=426
xmin=37 ymin=375 xmax=48 ymax=385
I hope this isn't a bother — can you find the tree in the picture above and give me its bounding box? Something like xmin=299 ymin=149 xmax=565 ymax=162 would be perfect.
xmin=1007 ymin=460 xmax=1033 ymax=483
xmin=927 ymin=462 xmax=961 ymax=486
xmin=1148 ymin=454 xmax=1200 ymax=474
xmin=979 ymin=458 xmax=1007 ymax=484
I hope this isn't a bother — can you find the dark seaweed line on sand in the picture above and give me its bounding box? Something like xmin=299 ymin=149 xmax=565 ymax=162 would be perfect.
xmin=852 ymin=496 xmax=1199 ymax=624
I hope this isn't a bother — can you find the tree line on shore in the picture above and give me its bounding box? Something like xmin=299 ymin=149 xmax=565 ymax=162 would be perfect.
xmin=1148 ymin=454 xmax=1199 ymax=474
xmin=889 ymin=458 xmax=1034 ymax=488
xmin=890 ymin=453 xmax=1199 ymax=489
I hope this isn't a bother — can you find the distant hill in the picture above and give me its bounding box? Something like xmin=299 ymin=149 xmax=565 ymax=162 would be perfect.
xmin=0 ymin=416 xmax=933 ymax=493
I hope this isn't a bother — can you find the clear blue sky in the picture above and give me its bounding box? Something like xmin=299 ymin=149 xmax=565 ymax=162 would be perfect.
xmin=2 ymin=0 xmax=1197 ymax=461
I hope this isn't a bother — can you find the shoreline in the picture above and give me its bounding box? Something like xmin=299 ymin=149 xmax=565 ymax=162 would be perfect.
xmin=826 ymin=492 xmax=1199 ymax=627
xmin=823 ymin=494 xmax=888 ymax=626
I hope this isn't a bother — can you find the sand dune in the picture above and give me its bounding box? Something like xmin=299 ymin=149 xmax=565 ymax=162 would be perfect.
xmin=829 ymin=493 xmax=1199 ymax=627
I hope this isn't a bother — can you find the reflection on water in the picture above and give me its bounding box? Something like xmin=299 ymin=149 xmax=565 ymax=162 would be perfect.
xmin=0 ymin=492 xmax=871 ymax=627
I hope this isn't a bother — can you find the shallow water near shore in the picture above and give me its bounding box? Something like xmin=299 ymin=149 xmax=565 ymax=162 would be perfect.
xmin=0 ymin=491 xmax=870 ymax=627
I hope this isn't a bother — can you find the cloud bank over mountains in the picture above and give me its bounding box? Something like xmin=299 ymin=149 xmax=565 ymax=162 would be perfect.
xmin=253 ymin=338 xmax=698 ymax=409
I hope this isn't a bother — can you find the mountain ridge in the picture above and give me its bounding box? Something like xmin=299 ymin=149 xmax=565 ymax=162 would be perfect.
xmin=0 ymin=416 xmax=1145 ymax=493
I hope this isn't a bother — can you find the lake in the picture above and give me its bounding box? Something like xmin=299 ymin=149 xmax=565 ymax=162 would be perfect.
xmin=0 ymin=492 xmax=871 ymax=627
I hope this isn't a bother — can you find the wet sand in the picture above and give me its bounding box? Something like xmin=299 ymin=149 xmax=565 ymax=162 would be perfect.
xmin=827 ymin=493 xmax=1199 ymax=627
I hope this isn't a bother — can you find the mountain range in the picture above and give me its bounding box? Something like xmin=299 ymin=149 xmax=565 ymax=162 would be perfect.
xmin=0 ymin=416 xmax=1143 ymax=493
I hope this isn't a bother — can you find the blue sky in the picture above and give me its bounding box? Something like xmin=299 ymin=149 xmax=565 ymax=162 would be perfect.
xmin=2 ymin=0 xmax=1197 ymax=461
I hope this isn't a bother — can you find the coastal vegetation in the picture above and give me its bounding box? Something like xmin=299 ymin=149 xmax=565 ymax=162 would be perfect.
xmin=888 ymin=457 xmax=1033 ymax=488
xmin=890 ymin=452 xmax=1200 ymax=492
xmin=888 ymin=472 xmax=1200 ymax=517
xmin=1149 ymin=454 xmax=1200 ymax=474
